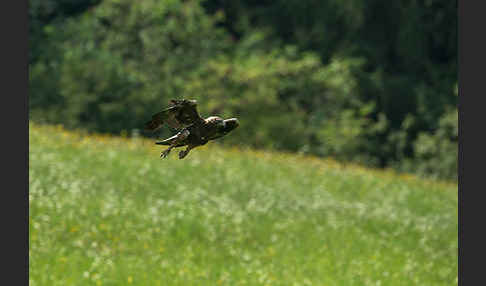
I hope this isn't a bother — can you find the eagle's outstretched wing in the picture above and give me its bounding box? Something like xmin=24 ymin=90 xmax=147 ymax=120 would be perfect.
xmin=144 ymin=99 xmax=204 ymax=132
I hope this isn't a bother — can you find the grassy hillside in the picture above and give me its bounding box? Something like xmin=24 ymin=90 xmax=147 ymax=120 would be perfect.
xmin=29 ymin=123 xmax=457 ymax=286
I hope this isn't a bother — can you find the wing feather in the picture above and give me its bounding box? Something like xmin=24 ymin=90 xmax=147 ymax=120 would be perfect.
xmin=144 ymin=99 xmax=203 ymax=132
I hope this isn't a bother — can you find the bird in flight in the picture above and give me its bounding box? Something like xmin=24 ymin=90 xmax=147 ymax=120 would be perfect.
xmin=144 ymin=99 xmax=239 ymax=159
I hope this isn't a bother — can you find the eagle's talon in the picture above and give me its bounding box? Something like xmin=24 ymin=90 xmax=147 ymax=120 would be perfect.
xmin=178 ymin=150 xmax=188 ymax=159
xmin=161 ymin=148 xmax=171 ymax=158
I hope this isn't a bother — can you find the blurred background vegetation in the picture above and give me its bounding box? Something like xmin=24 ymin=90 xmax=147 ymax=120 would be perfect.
xmin=29 ymin=0 xmax=457 ymax=181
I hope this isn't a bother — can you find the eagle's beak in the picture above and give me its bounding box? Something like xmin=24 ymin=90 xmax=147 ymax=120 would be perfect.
xmin=223 ymin=118 xmax=239 ymax=132
xmin=230 ymin=118 xmax=239 ymax=127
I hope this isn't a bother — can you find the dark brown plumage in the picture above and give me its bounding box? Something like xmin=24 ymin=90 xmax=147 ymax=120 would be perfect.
xmin=144 ymin=99 xmax=239 ymax=159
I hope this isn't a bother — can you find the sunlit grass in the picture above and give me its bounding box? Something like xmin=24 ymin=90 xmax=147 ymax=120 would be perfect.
xmin=29 ymin=122 xmax=457 ymax=286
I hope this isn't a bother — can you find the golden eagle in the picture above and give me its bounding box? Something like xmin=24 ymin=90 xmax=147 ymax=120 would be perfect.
xmin=144 ymin=99 xmax=239 ymax=159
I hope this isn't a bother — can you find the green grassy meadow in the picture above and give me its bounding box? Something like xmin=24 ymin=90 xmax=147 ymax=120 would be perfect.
xmin=29 ymin=123 xmax=458 ymax=286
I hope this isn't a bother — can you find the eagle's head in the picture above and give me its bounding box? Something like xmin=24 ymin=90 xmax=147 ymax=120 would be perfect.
xmin=221 ymin=118 xmax=239 ymax=134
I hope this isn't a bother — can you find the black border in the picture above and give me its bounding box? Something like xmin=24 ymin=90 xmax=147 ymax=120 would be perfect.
xmin=2 ymin=0 xmax=29 ymax=284
xmin=457 ymin=0 xmax=462 ymax=281
xmin=459 ymin=1 xmax=483 ymax=285
xmin=457 ymin=1 xmax=462 ymax=284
